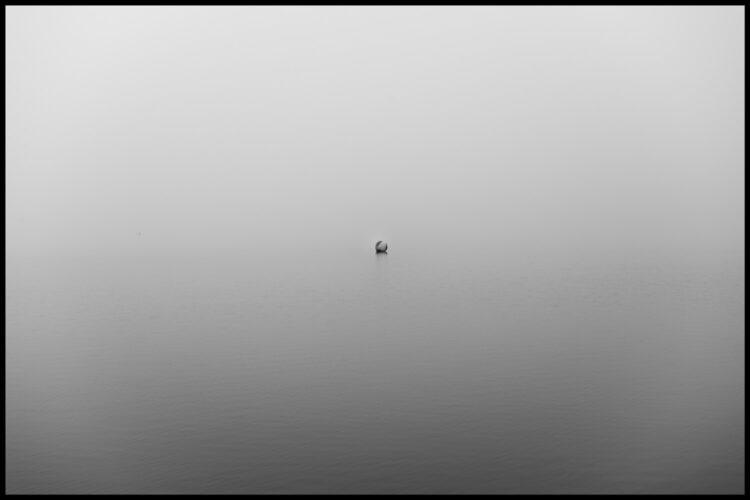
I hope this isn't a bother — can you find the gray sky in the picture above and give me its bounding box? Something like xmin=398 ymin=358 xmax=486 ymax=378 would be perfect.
xmin=6 ymin=6 xmax=744 ymax=262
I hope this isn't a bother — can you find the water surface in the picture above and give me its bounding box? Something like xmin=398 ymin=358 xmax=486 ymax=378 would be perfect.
xmin=6 ymin=248 xmax=744 ymax=494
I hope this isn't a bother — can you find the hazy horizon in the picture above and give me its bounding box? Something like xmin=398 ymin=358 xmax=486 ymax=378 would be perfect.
xmin=6 ymin=6 xmax=744 ymax=265
xmin=6 ymin=6 xmax=745 ymax=495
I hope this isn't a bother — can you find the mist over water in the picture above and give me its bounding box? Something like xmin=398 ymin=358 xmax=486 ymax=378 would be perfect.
xmin=5 ymin=250 xmax=744 ymax=494
xmin=6 ymin=6 xmax=744 ymax=494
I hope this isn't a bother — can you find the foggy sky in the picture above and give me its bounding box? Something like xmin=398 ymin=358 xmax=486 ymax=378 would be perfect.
xmin=6 ymin=7 xmax=744 ymax=262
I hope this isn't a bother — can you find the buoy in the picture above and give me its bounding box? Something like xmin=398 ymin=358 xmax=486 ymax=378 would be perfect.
xmin=375 ymin=241 xmax=388 ymax=254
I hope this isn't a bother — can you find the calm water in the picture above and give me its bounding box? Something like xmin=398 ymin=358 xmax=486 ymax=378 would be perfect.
xmin=5 ymin=247 xmax=744 ymax=494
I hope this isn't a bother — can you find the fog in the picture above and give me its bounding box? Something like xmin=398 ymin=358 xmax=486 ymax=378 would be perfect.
xmin=6 ymin=6 xmax=744 ymax=264
xmin=6 ymin=8 xmax=746 ymax=494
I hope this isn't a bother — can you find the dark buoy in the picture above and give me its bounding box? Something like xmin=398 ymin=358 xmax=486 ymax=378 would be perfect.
xmin=375 ymin=241 xmax=388 ymax=254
